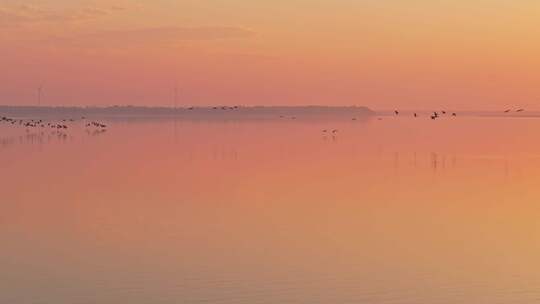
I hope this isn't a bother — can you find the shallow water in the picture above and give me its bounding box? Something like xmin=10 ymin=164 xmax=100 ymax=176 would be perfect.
xmin=1 ymin=116 xmax=540 ymax=303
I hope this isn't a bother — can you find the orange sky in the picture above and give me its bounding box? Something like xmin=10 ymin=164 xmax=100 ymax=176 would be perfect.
xmin=1 ymin=0 xmax=540 ymax=109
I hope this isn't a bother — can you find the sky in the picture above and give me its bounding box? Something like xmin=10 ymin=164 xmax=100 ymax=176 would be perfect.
xmin=1 ymin=0 xmax=540 ymax=109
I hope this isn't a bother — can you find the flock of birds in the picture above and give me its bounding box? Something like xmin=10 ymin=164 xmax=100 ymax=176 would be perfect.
xmin=1 ymin=107 xmax=528 ymax=140
xmin=322 ymin=129 xmax=339 ymax=134
xmin=183 ymin=106 xmax=241 ymax=111
xmin=210 ymin=106 xmax=240 ymax=110
xmin=389 ymin=107 xmax=526 ymax=120
xmin=392 ymin=110 xmax=458 ymax=120
xmin=322 ymin=108 xmax=527 ymax=136
xmin=0 ymin=116 xmax=108 ymax=132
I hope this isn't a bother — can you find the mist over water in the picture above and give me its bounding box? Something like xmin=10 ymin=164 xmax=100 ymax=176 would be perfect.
xmin=2 ymin=116 xmax=540 ymax=303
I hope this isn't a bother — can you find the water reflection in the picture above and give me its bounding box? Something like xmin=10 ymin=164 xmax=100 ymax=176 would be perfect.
xmin=0 ymin=131 xmax=68 ymax=149
xmin=0 ymin=128 xmax=110 ymax=150
xmin=1 ymin=117 xmax=540 ymax=303
xmin=85 ymin=129 xmax=108 ymax=136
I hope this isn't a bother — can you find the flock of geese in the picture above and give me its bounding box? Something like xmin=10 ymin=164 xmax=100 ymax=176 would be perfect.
xmin=210 ymin=106 xmax=240 ymax=110
xmin=184 ymin=106 xmax=241 ymax=111
xmin=0 ymin=116 xmax=107 ymax=131
xmin=389 ymin=108 xmax=525 ymax=120
xmin=393 ymin=110 xmax=458 ymax=120
xmin=0 ymin=108 xmax=528 ymax=139
xmin=324 ymin=108 xmax=527 ymax=136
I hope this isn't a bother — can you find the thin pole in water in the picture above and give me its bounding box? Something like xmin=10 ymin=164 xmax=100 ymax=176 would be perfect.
xmin=37 ymin=85 xmax=42 ymax=107
xmin=174 ymin=83 xmax=179 ymax=112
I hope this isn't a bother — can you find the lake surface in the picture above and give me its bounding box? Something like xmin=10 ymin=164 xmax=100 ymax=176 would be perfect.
xmin=1 ymin=115 xmax=540 ymax=303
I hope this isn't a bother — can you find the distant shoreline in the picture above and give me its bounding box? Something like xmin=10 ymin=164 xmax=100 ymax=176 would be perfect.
xmin=3 ymin=106 xmax=537 ymax=119
xmin=0 ymin=105 xmax=376 ymax=118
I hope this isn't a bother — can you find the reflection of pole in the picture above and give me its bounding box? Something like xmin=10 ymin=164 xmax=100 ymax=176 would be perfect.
xmin=504 ymin=157 xmax=509 ymax=181
xmin=173 ymin=117 xmax=178 ymax=142
xmin=431 ymin=152 xmax=438 ymax=171
xmin=393 ymin=152 xmax=399 ymax=171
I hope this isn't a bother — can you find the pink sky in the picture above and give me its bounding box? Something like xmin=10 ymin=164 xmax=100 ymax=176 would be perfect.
xmin=1 ymin=0 xmax=540 ymax=110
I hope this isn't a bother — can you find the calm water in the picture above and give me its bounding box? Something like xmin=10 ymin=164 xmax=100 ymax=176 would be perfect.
xmin=1 ymin=116 xmax=540 ymax=303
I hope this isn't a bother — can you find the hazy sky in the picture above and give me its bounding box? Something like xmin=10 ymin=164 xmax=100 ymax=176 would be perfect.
xmin=1 ymin=0 xmax=540 ymax=109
